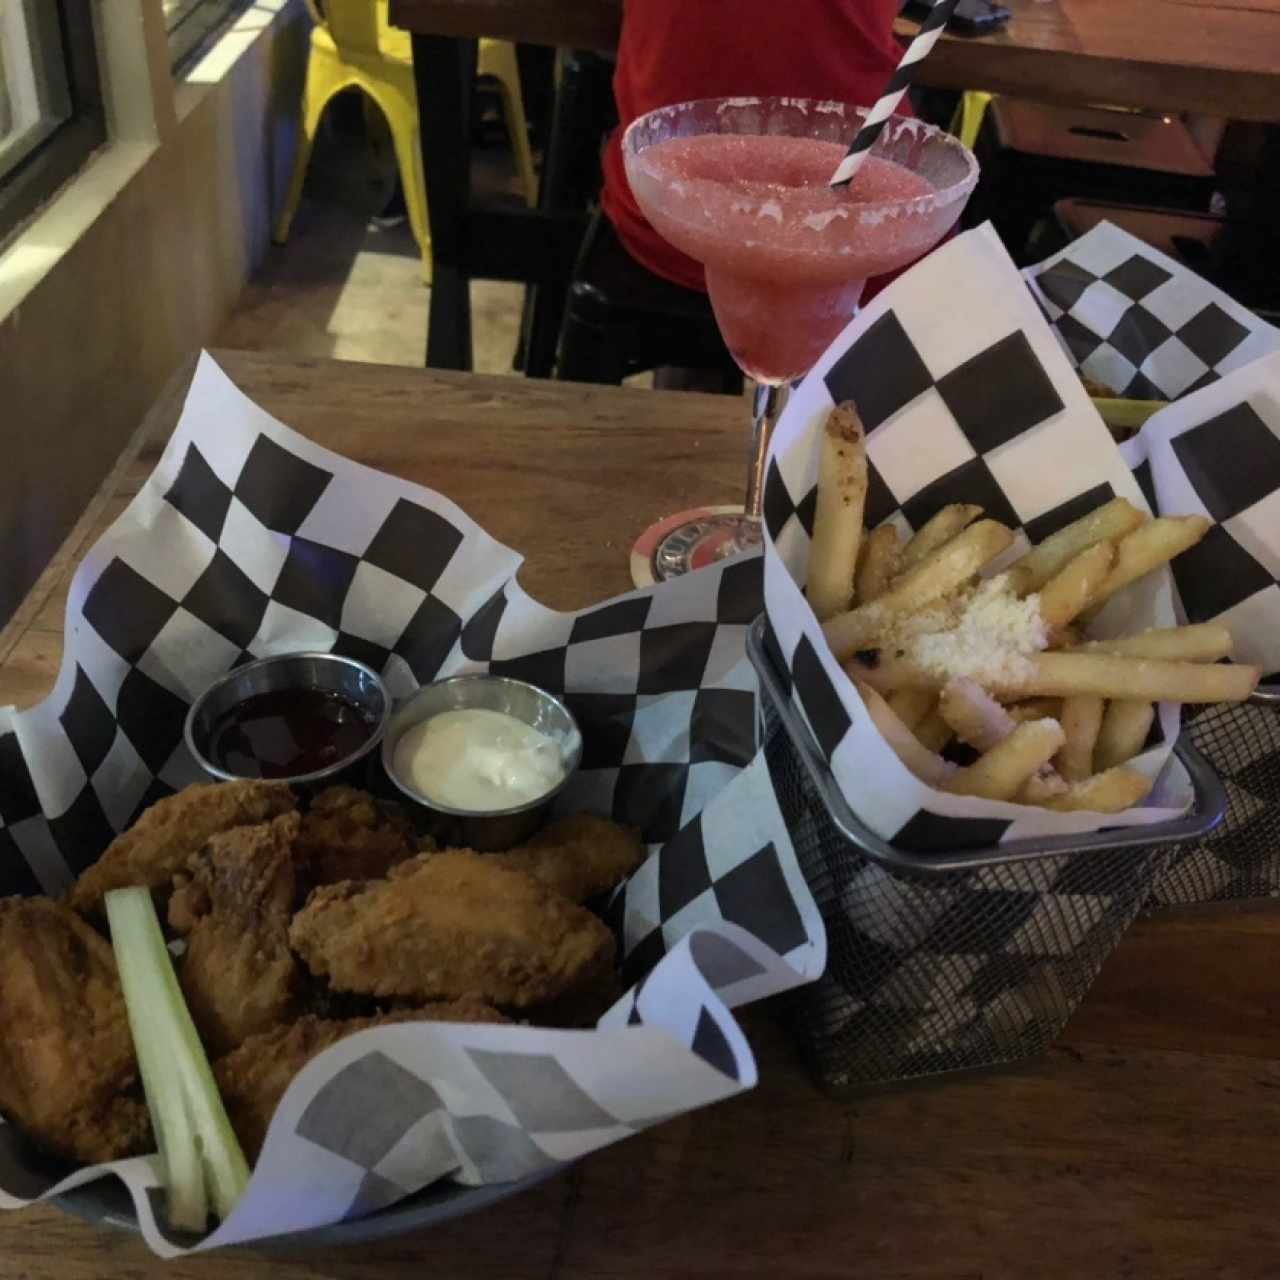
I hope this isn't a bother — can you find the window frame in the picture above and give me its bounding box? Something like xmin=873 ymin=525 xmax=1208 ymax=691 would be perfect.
xmin=0 ymin=0 xmax=105 ymax=249
xmin=166 ymin=0 xmax=255 ymax=71
xmin=0 ymin=0 xmax=69 ymax=176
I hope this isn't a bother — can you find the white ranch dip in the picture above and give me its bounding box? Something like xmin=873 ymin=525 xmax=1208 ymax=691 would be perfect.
xmin=393 ymin=708 xmax=565 ymax=811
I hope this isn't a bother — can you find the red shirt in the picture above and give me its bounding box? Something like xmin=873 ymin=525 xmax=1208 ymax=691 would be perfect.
xmin=601 ymin=0 xmax=908 ymax=293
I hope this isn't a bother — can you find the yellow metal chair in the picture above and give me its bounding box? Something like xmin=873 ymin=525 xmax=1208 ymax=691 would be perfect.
xmin=274 ymin=1 xmax=539 ymax=283
xmin=950 ymin=90 xmax=993 ymax=151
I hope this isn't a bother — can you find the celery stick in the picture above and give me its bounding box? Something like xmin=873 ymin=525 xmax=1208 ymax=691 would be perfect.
xmin=105 ymin=887 xmax=250 ymax=1231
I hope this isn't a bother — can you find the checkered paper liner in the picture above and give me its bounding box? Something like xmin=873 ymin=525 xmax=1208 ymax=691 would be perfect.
xmin=0 ymin=353 xmax=825 ymax=1253
xmin=762 ymin=222 xmax=1197 ymax=852
xmin=1025 ymin=221 xmax=1280 ymax=404
xmin=1116 ymin=350 xmax=1280 ymax=903
xmin=1118 ymin=349 xmax=1280 ymax=674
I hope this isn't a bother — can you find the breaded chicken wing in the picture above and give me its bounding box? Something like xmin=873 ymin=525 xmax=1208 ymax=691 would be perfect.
xmin=167 ymin=812 xmax=303 ymax=1055
xmin=0 ymin=897 xmax=149 ymax=1165
xmin=487 ymin=814 xmax=645 ymax=903
xmin=69 ymin=779 xmax=296 ymax=915
xmin=295 ymin=785 xmax=421 ymax=889
xmin=213 ymin=1000 xmax=507 ymax=1158
xmin=522 ymin=969 xmax=626 ymax=1029
xmin=289 ymin=852 xmax=615 ymax=1008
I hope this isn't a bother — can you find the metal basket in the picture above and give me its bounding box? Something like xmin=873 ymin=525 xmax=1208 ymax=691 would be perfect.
xmin=1147 ymin=688 xmax=1280 ymax=909
xmin=747 ymin=618 xmax=1226 ymax=1094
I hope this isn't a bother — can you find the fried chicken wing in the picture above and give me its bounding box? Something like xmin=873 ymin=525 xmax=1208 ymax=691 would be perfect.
xmin=213 ymin=1000 xmax=507 ymax=1158
xmin=522 ymin=969 xmax=626 ymax=1029
xmin=168 ymin=812 xmax=303 ymax=1056
xmin=295 ymin=785 xmax=421 ymax=889
xmin=69 ymin=779 xmax=296 ymax=916
xmin=487 ymin=814 xmax=645 ymax=903
xmin=0 ymin=897 xmax=149 ymax=1165
xmin=289 ymin=851 xmax=615 ymax=1008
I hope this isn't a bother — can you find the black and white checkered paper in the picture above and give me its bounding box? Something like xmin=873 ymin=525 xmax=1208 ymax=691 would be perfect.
xmin=0 ymin=354 xmax=823 ymax=1254
xmin=762 ymin=223 xmax=1195 ymax=852
xmin=1026 ymin=221 xmax=1280 ymax=403
xmin=1118 ymin=350 xmax=1280 ymax=673
xmin=1116 ymin=350 xmax=1280 ymax=902
xmin=1028 ymin=223 xmax=1280 ymax=906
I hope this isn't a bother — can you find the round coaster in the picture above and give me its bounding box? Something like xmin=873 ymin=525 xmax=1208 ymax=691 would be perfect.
xmin=629 ymin=505 xmax=745 ymax=589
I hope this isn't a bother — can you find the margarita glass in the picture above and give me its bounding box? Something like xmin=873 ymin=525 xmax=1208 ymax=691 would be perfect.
xmin=623 ymin=96 xmax=979 ymax=579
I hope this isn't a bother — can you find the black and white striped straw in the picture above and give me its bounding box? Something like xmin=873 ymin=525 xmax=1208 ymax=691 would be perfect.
xmin=829 ymin=0 xmax=961 ymax=187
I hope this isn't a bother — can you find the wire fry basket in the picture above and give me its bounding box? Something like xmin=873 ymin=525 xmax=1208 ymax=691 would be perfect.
xmin=1147 ymin=688 xmax=1280 ymax=909
xmin=747 ymin=619 xmax=1226 ymax=1094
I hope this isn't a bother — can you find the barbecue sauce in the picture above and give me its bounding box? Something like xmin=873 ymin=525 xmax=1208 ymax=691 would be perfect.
xmin=209 ymin=688 xmax=378 ymax=778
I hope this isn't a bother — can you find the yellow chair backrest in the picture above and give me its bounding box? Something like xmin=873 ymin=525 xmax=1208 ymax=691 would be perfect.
xmin=307 ymin=0 xmax=385 ymax=59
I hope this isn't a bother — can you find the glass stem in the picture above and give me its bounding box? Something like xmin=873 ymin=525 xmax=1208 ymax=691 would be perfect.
xmin=743 ymin=382 xmax=787 ymax=524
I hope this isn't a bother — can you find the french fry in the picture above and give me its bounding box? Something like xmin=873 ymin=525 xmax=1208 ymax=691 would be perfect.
xmin=1006 ymin=697 xmax=1062 ymax=723
xmin=886 ymin=688 xmax=935 ymax=731
xmin=942 ymin=719 xmax=1065 ymax=801
xmin=1036 ymin=541 xmax=1116 ymax=630
xmin=938 ymin=677 xmax=1017 ymax=752
xmin=807 ymin=403 xmax=868 ymax=621
xmin=1039 ymin=767 xmax=1153 ymax=813
xmin=850 ymin=650 xmax=1261 ymax=703
xmin=1055 ymin=695 xmax=1104 ymax=782
xmin=1018 ymin=772 xmax=1069 ymax=804
xmin=854 ymin=529 xmax=871 ymax=584
xmin=1005 ymin=498 xmax=1146 ymax=596
xmin=939 ymin=681 xmax=1068 ymax=800
xmin=830 ymin=478 xmax=1245 ymax=819
xmin=998 ymin=652 xmax=1260 ymax=704
xmin=898 ymin=504 xmax=982 ymax=574
xmin=824 ymin=520 xmax=1015 ymax=660
xmin=856 ymin=523 xmax=900 ymax=605
xmin=854 ymin=680 xmax=955 ymax=788
xmin=1067 ymin=624 xmax=1233 ymax=663
xmin=1085 ymin=516 xmax=1211 ymax=611
xmin=843 ymin=656 xmax=944 ymax=694
xmin=913 ymin=706 xmax=953 ymax=753
xmin=1095 ymin=700 xmax=1156 ymax=771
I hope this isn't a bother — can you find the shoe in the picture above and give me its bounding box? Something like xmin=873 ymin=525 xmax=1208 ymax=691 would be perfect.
xmin=370 ymin=183 xmax=408 ymax=230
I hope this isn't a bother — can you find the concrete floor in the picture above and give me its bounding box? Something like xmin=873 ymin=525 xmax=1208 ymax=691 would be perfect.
xmin=218 ymin=93 xmax=528 ymax=374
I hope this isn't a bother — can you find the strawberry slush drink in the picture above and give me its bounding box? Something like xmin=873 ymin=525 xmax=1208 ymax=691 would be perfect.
xmin=629 ymin=134 xmax=940 ymax=383
xmin=621 ymin=98 xmax=978 ymax=580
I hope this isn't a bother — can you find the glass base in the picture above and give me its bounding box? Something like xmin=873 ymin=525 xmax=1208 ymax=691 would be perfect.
xmin=630 ymin=505 xmax=760 ymax=586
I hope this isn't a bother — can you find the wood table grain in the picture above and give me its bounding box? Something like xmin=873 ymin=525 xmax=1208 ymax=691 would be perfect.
xmin=898 ymin=0 xmax=1280 ymax=123
xmin=389 ymin=0 xmax=1280 ymax=120
xmin=3 ymin=351 xmax=1280 ymax=1279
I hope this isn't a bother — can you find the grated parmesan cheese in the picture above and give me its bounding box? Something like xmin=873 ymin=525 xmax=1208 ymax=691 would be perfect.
xmin=903 ymin=575 xmax=1047 ymax=685
xmin=874 ymin=600 xmax=963 ymax=648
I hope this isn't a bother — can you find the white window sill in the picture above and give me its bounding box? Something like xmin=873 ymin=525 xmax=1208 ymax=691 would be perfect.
xmin=174 ymin=0 xmax=295 ymax=120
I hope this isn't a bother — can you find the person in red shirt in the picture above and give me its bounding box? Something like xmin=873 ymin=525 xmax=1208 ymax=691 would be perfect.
xmin=600 ymin=0 xmax=910 ymax=297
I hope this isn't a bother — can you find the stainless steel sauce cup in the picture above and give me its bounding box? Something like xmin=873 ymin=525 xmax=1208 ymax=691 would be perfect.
xmin=185 ymin=652 xmax=391 ymax=786
xmin=381 ymin=674 xmax=583 ymax=851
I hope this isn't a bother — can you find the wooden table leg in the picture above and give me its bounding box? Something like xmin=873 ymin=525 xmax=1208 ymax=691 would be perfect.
xmin=519 ymin=50 xmax=611 ymax=379
xmin=412 ymin=33 xmax=477 ymax=370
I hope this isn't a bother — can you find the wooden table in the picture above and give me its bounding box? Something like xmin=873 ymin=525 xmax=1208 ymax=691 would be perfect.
xmin=4 ymin=351 xmax=1280 ymax=1278
xmin=389 ymin=0 xmax=1280 ymax=121
xmin=896 ymin=0 xmax=1280 ymax=124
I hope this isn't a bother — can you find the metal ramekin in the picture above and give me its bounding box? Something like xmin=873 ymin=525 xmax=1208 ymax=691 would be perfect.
xmin=184 ymin=652 xmax=391 ymax=787
xmin=381 ymin=674 xmax=583 ymax=851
